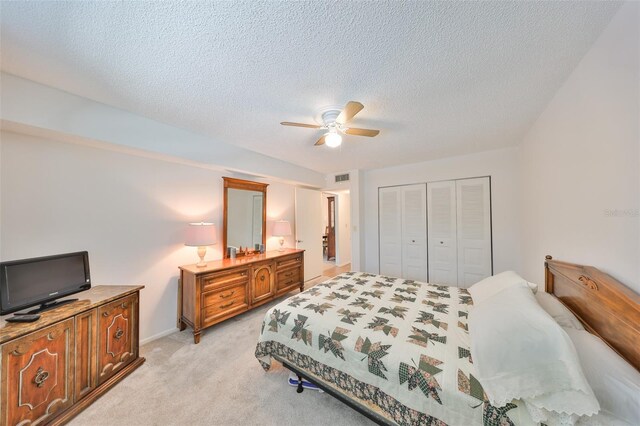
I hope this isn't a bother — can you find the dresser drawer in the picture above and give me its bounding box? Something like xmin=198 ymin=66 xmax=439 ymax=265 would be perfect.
xmin=202 ymin=296 xmax=248 ymax=324
xmin=201 ymin=268 xmax=250 ymax=292
xmin=202 ymin=283 xmax=247 ymax=308
xmin=275 ymin=254 xmax=303 ymax=271
xmin=276 ymin=267 xmax=302 ymax=290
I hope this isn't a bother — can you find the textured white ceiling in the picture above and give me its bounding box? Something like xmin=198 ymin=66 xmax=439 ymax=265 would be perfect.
xmin=1 ymin=1 xmax=621 ymax=174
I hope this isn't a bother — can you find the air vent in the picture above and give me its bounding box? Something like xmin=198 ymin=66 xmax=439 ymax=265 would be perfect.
xmin=335 ymin=173 xmax=350 ymax=183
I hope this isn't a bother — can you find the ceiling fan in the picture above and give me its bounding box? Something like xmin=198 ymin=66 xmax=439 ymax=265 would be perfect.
xmin=281 ymin=101 xmax=380 ymax=148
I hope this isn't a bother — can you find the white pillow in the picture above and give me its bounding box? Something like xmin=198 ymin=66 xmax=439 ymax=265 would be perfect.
xmin=564 ymin=327 xmax=640 ymax=426
xmin=536 ymin=291 xmax=585 ymax=330
xmin=468 ymin=271 xmax=530 ymax=306
xmin=469 ymin=285 xmax=599 ymax=420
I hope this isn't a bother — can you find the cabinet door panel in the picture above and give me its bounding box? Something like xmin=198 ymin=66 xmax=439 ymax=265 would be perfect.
xmin=97 ymin=294 xmax=137 ymax=385
xmin=1 ymin=318 xmax=74 ymax=426
xmin=75 ymin=309 xmax=98 ymax=401
xmin=251 ymin=263 xmax=274 ymax=304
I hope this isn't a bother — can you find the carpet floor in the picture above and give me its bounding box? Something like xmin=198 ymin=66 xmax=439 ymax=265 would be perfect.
xmin=70 ymin=277 xmax=374 ymax=426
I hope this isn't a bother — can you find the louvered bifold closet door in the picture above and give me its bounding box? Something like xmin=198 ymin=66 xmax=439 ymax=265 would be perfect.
xmin=427 ymin=181 xmax=458 ymax=285
xmin=456 ymin=177 xmax=492 ymax=288
xmin=401 ymin=184 xmax=427 ymax=281
xmin=379 ymin=187 xmax=402 ymax=277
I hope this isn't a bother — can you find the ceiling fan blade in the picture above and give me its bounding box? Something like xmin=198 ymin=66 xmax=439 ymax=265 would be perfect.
xmin=314 ymin=135 xmax=326 ymax=146
xmin=281 ymin=121 xmax=322 ymax=129
xmin=344 ymin=127 xmax=380 ymax=137
xmin=336 ymin=101 xmax=364 ymax=124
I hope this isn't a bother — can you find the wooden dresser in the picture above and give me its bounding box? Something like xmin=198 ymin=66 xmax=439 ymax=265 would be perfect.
xmin=178 ymin=249 xmax=304 ymax=343
xmin=0 ymin=285 xmax=144 ymax=426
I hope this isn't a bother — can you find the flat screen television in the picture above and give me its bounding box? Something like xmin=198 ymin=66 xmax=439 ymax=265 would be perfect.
xmin=0 ymin=251 xmax=91 ymax=315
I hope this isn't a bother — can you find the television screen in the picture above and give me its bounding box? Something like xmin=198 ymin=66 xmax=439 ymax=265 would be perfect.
xmin=0 ymin=251 xmax=91 ymax=315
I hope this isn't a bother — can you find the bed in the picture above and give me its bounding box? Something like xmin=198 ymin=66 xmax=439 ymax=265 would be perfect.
xmin=255 ymin=257 xmax=640 ymax=425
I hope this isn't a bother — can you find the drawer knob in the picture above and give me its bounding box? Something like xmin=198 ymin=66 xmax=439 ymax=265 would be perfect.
xmin=34 ymin=367 xmax=50 ymax=388
xmin=114 ymin=328 xmax=124 ymax=340
xmin=220 ymin=290 xmax=235 ymax=299
xmin=220 ymin=301 xmax=235 ymax=309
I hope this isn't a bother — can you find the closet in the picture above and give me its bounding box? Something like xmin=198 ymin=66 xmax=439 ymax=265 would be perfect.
xmin=379 ymin=184 xmax=427 ymax=281
xmin=379 ymin=177 xmax=492 ymax=287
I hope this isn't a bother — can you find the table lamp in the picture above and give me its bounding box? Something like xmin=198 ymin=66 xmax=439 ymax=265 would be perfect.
xmin=272 ymin=220 xmax=292 ymax=251
xmin=185 ymin=222 xmax=217 ymax=267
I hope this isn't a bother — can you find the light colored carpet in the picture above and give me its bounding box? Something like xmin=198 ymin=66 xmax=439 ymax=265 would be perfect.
xmin=70 ymin=276 xmax=374 ymax=426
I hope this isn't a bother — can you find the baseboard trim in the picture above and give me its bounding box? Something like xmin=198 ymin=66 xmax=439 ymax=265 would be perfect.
xmin=140 ymin=327 xmax=179 ymax=346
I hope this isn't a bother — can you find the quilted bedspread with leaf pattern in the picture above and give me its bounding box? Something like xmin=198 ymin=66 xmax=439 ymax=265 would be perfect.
xmin=255 ymin=272 xmax=532 ymax=426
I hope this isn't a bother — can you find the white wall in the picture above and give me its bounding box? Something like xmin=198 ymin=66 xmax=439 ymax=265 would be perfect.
xmin=266 ymin=182 xmax=296 ymax=252
xmin=1 ymin=73 xmax=325 ymax=187
xmin=519 ymin=2 xmax=639 ymax=291
xmin=363 ymin=147 xmax=521 ymax=276
xmin=0 ymin=131 xmax=298 ymax=341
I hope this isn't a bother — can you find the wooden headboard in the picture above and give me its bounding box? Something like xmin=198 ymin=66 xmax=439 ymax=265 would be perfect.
xmin=545 ymin=255 xmax=640 ymax=372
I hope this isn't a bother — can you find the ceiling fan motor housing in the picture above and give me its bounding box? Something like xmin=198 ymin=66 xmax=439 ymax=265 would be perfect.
xmin=321 ymin=109 xmax=341 ymax=126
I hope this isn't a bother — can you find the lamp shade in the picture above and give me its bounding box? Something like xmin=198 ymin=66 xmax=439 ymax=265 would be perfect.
xmin=272 ymin=220 xmax=292 ymax=237
xmin=185 ymin=222 xmax=217 ymax=247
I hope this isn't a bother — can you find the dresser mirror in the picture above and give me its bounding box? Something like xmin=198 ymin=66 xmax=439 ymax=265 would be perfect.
xmin=223 ymin=177 xmax=268 ymax=257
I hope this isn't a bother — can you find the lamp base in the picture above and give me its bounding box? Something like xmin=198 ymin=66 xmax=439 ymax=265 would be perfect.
xmin=278 ymin=237 xmax=285 ymax=252
xmin=196 ymin=246 xmax=207 ymax=267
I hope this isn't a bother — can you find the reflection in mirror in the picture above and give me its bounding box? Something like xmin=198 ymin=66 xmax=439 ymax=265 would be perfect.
xmin=227 ymin=189 xmax=263 ymax=249
xmin=223 ymin=177 xmax=268 ymax=258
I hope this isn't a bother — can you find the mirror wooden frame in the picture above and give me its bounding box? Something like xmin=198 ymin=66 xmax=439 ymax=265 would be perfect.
xmin=222 ymin=177 xmax=268 ymax=258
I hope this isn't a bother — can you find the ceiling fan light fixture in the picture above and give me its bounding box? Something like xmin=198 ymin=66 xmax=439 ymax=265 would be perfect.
xmin=324 ymin=132 xmax=342 ymax=148
xmin=324 ymin=131 xmax=342 ymax=148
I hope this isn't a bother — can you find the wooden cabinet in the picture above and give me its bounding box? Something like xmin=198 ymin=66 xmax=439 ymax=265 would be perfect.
xmin=251 ymin=262 xmax=274 ymax=304
xmin=1 ymin=319 xmax=75 ymax=426
xmin=202 ymin=278 xmax=249 ymax=327
xmin=74 ymin=309 xmax=97 ymax=401
xmin=275 ymin=253 xmax=304 ymax=296
xmin=97 ymin=294 xmax=138 ymax=385
xmin=179 ymin=249 xmax=304 ymax=343
xmin=0 ymin=286 xmax=144 ymax=426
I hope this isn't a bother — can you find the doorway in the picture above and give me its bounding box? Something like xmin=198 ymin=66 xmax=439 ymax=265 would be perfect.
xmin=321 ymin=190 xmax=351 ymax=276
